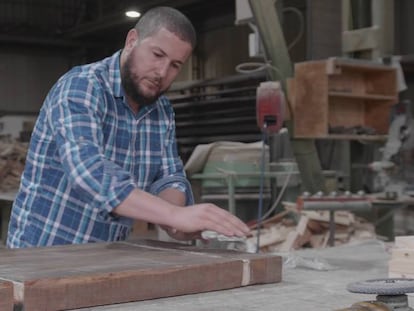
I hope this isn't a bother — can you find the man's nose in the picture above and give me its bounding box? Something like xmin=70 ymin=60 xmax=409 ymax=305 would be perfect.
xmin=157 ymin=60 xmax=170 ymax=78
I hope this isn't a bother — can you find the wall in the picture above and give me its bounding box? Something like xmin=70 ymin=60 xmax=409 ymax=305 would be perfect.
xmin=198 ymin=24 xmax=251 ymax=79
xmin=0 ymin=48 xmax=70 ymax=113
xmin=0 ymin=115 xmax=37 ymax=140
xmin=395 ymin=0 xmax=414 ymax=102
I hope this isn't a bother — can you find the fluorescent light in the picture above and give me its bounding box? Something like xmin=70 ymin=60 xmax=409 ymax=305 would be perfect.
xmin=125 ymin=10 xmax=140 ymax=18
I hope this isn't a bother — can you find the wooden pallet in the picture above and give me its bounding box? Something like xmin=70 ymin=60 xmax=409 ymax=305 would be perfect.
xmin=0 ymin=239 xmax=282 ymax=311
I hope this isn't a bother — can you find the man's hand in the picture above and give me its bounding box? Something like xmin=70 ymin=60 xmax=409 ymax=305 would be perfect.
xmin=168 ymin=203 xmax=250 ymax=238
xmin=114 ymin=189 xmax=250 ymax=239
xmin=156 ymin=188 xmax=249 ymax=240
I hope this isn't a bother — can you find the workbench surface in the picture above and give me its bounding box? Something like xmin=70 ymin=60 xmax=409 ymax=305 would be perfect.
xmin=74 ymin=240 xmax=414 ymax=311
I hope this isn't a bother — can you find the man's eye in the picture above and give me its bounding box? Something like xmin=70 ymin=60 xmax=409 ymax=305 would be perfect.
xmin=172 ymin=63 xmax=181 ymax=70
xmin=154 ymin=52 xmax=163 ymax=58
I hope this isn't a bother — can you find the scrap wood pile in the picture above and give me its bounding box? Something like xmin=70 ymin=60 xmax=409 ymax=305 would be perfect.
xmin=246 ymin=202 xmax=376 ymax=253
xmin=0 ymin=138 xmax=28 ymax=191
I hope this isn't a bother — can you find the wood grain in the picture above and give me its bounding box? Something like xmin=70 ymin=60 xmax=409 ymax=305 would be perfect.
xmin=293 ymin=61 xmax=328 ymax=137
xmin=0 ymin=280 xmax=13 ymax=311
xmin=0 ymin=239 xmax=282 ymax=310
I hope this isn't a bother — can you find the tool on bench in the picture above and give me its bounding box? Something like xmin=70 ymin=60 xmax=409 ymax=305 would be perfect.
xmin=201 ymin=230 xmax=246 ymax=242
xmin=336 ymin=278 xmax=414 ymax=311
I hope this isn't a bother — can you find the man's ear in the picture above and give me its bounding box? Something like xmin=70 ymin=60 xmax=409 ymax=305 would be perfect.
xmin=124 ymin=29 xmax=138 ymax=51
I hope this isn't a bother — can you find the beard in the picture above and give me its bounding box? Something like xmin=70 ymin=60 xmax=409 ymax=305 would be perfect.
xmin=121 ymin=54 xmax=163 ymax=108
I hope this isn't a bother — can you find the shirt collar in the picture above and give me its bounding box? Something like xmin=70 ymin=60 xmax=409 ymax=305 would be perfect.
xmin=108 ymin=50 xmax=124 ymax=99
xmin=109 ymin=49 xmax=160 ymax=116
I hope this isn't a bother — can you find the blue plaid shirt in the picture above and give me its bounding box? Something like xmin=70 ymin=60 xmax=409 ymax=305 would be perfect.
xmin=7 ymin=51 xmax=193 ymax=248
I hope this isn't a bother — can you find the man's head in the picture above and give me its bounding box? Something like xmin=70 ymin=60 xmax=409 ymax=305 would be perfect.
xmin=121 ymin=7 xmax=196 ymax=111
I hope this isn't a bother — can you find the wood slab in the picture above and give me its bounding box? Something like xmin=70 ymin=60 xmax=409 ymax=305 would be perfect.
xmin=0 ymin=239 xmax=282 ymax=311
xmin=0 ymin=280 xmax=13 ymax=311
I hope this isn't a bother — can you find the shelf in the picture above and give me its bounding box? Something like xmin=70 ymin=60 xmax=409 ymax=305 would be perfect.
xmin=331 ymin=58 xmax=396 ymax=73
xmin=328 ymin=92 xmax=396 ymax=101
xmin=291 ymin=57 xmax=398 ymax=139
xmin=315 ymin=134 xmax=388 ymax=141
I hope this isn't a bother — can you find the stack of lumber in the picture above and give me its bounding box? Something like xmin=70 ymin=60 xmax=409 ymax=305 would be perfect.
xmin=0 ymin=139 xmax=28 ymax=191
xmin=246 ymin=204 xmax=376 ymax=253
xmin=389 ymin=235 xmax=414 ymax=278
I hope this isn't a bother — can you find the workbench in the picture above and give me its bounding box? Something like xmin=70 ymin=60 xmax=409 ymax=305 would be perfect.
xmin=73 ymin=240 xmax=414 ymax=311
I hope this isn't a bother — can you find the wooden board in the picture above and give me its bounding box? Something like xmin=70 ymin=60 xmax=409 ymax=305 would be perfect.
xmin=388 ymin=236 xmax=414 ymax=278
xmin=0 ymin=280 xmax=13 ymax=311
xmin=0 ymin=239 xmax=281 ymax=311
xmin=395 ymin=235 xmax=414 ymax=248
xmin=293 ymin=61 xmax=329 ymax=137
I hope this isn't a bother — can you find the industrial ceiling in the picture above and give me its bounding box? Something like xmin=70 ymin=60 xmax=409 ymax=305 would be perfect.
xmin=0 ymin=0 xmax=235 ymax=50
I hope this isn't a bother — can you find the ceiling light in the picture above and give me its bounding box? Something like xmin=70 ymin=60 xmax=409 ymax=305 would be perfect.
xmin=125 ymin=10 xmax=140 ymax=18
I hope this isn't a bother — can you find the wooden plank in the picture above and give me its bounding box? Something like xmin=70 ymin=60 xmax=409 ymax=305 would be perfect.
xmin=293 ymin=61 xmax=329 ymax=137
xmin=342 ymin=26 xmax=380 ymax=53
xmin=0 ymin=239 xmax=281 ymax=311
xmin=389 ymin=271 xmax=414 ymax=279
xmin=391 ymin=248 xmax=414 ymax=260
xmin=388 ymin=259 xmax=414 ymax=274
xmin=365 ymin=100 xmax=394 ymax=134
xmin=395 ymin=235 xmax=414 ymax=248
xmin=389 ymin=237 xmax=414 ymax=278
xmin=0 ymin=280 xmax=13 ymax=311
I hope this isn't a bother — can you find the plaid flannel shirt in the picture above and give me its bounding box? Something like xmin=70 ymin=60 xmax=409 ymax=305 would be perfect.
xmin=7 ymin=51 xmax=192 ymax=248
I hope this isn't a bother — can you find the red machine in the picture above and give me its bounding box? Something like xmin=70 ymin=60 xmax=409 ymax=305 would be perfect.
xmin=256 ymin=81 xmax=285 ymax=134
xmin=254 ymin=81 xmax=286 ymax=252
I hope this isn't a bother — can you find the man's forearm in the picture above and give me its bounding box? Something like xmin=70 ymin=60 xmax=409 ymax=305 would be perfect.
xmin=113 ymin=188 xmax=177 ymax=227
xmin=112 ymin=188 xmax=250 ymax=238
xmin=157 ymin=188 xmax=200 ymax=240
xmin=157 ymin=188 xmax=186 ymax=206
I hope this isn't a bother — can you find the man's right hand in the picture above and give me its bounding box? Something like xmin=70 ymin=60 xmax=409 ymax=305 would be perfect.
xmin=114 ymin=189 xmax=250 ymax=239
xmin=168 ymin=203 xmax=250 ymax=238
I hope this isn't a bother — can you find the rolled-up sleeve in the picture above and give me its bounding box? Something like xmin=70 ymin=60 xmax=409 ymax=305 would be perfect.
xmin=50 ymin=76 xmax=136 ymax=212
xmin=153 ymin=102 xmax=194 ymax=205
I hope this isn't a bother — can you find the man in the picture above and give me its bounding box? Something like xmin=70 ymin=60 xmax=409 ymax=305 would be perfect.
xmin=7 ymin=6 xmax=249 ymax=248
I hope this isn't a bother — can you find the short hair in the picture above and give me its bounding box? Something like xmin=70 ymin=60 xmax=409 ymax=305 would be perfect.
xmin=135 ymin=6 xmax=196 ymax=48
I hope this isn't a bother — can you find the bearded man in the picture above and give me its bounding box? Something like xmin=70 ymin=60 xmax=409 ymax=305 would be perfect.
xmin=7 ymin=6 xmax=249 ymax=248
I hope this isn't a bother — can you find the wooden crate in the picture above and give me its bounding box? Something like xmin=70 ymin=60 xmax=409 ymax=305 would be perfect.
xmin=0 ymin=239 xmax=282 ymax=311
xmin=291 ymin=57 xmax=398 ymax=139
